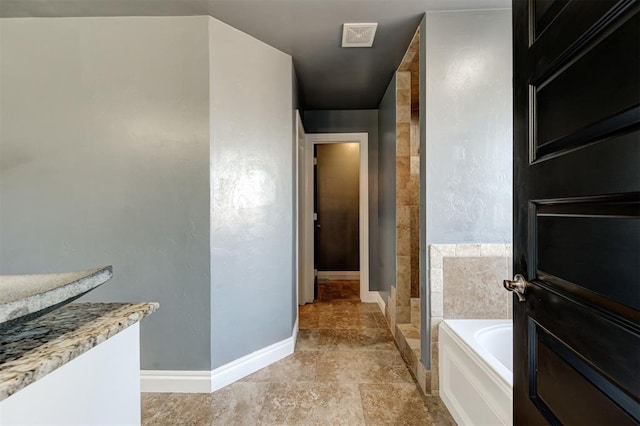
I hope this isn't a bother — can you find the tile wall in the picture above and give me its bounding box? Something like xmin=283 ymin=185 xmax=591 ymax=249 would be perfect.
xmin=429 ymin=243 xmax=512 ymax=394
xmin=395 ymin=71 xmax=413 ymax=324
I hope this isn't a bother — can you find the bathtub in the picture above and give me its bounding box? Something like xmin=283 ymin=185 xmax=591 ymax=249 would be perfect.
xmin=439 ymin=319 xmax=513 ymax=426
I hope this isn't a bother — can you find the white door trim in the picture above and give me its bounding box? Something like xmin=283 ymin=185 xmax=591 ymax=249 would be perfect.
xmin=296 ymin=111 xmax=313 ymax=306
xmin=304 ymin=132 xmax=372 ymax=303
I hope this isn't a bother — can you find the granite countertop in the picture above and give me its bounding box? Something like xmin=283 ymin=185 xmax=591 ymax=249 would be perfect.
xmin=0 ymin=302 xmax=158 ymax=402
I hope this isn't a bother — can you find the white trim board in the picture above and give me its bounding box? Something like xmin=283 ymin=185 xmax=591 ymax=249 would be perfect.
xmin=140 ymin=370 xmax=212 ymax=394
xmin=304 ymin=132 xmax=370 ymax=303
xmin=141 ymin=320 xmax=298 ymax=393
xmin=372 ymin=291 xmax=386 ymax=314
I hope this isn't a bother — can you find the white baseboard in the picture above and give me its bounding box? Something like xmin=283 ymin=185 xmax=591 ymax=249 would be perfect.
xmin=373 ymin=292 xmax=386 ymax=314
xmin=140 ymin=370 xmax=212 ymax=393
xmin=212 ymin=319 xmax=297 ymax=392
xmin=360 ymin=290 xmax=385 ymax=313
xmin=317 ymin=271 xmax=360 ymax=280
xmin=141 ymin=320 xmax=298 ymax=394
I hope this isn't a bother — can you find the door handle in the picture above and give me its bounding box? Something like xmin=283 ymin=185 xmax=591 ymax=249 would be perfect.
xmin=503 ymin=274 xmax=529 ymax=302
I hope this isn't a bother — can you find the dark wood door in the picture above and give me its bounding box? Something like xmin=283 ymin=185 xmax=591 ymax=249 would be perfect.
xmin=315 ymin=143 xmax=360 ymax=272
xmin=512 ymin=0 xmax=640 ymax=424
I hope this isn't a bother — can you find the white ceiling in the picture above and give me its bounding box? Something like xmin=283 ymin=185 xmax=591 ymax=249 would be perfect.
xmin=0 ymin=0 xmax=511 ymax=109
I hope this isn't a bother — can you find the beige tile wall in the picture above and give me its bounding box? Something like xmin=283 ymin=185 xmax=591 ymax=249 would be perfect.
xmin=429 ymin=243 xmax=512 ymax=394
xmin=395 ymin=71 xmax=413 ymax=325
xmin=410 ymin=111 xmax=420 ymax=299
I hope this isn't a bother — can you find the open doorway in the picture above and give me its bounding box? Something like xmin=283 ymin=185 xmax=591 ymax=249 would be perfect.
xmin=300 ymin=132 xmax=370 ymax=305
xmin=314 ymin=142 xmax=360 ymax=301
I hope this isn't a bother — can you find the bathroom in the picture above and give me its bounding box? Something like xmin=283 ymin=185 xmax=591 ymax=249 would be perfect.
xmin=0 ymin=1 xmax=637 ymax=424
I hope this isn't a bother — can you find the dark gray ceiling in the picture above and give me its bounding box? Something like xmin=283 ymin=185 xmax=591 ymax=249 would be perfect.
xmin=0 ymin=0 xmax=510 ymax=109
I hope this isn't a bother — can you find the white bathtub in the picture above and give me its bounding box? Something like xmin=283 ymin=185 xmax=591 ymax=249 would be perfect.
xmin=439 ymin=319 xmax=513 ymax=426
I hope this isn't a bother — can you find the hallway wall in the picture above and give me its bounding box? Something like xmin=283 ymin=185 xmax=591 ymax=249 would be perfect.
xmin=209 ymin=18 xmax=294 ymax=369
xmin=378 ymin=78 xmax=398 ymax=303
xmin=302 ymin=110 xmax=381 ymax=295
xmin=0 ymin=16 xmax=212 ymax=370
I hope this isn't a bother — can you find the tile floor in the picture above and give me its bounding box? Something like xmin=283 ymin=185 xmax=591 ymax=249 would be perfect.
xmin=142 ymin=280 xmax=455 ymax=425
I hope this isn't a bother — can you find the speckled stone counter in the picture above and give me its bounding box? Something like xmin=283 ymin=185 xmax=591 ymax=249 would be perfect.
xmin=0 ymin=302 xmax=158 ymax=402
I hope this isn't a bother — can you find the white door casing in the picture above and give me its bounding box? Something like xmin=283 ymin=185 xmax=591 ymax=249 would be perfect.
xmin=304 ymin=132 xmax=376 ymax=303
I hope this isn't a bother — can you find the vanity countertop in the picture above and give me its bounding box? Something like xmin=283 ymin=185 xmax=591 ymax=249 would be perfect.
xmin=0 ymin=302 xmax=158 ymax=402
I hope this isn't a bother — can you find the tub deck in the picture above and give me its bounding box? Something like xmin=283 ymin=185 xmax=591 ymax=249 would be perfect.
xmin=439 ymin=319 xmax=513 ymax=426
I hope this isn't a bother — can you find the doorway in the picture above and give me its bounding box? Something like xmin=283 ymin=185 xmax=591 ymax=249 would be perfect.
xmin=301 ymin=132 xmax=370 ymax=304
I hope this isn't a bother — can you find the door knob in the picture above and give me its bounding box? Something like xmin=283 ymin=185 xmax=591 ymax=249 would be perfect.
xmin=503 ymin=274 xmax=529 ymax=302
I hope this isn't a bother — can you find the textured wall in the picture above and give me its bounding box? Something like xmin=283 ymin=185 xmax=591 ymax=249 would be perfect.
xmin=291 ymin=68 xmax=300 ymax=333
xmin=424 ymin=10 xmax=513 ymax=245
xmin=301 ymin=110 xmax=381 ymax=294
xmin=378 ymin=78 xmax=398 ymax=303
xmin=0 ymin=17 xmax=211 ymax=370
xmin=209 ymin=18 xmax=294 ymax=368
xmin=420 ymin=9 xmax=512 ymax=369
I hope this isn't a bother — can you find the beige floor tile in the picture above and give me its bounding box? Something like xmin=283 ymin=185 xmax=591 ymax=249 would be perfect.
xmin=142 ymin=279 xmax=455 ymax=426
xmin=257 ymin=383 xmax=366 ymax=425
xmin=360 ymin=383 xmax=452 ymax=426
xmin=144 ymin=393 xmax=212 ymax=425
xmin=299 ymin=311 xmax=320 ymax=329
xmin=316 ymin=350 xmax=414 ymax=384
xmin=141 ymin=393 xmax=170 ymax=424
xmin=297 ymin=328 xmax=396 ymax=352
xmin=423 ymin=395 xmax=459 ymax=426
xmin=318 ymin=312 xmax=381 ymax=329
xmin=211 ymin=382 xmax=270 ymax=425
xmin=241 ymin=351 xmax=320 ymax=383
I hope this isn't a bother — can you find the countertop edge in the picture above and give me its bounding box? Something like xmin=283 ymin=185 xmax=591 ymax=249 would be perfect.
xmin=0 ymin=302 xmax=158 ymax=402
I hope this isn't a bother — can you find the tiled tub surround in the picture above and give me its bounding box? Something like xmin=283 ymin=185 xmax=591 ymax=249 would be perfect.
xmin=429 ymin=243 xmax=512 ymax=394
xmin=0 ymin=302 xmax=158 ymax=401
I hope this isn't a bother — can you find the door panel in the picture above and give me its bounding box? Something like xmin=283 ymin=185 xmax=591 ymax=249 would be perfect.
xmin=534 ymin=323 xmax=637 ymax=425
xmin=315 ymin=143 xmax=360 ymax=272
xmin=533 ymin=12 xmax=639 ymax=160
xmin=513 ymin=0 xmax=640 ymax=424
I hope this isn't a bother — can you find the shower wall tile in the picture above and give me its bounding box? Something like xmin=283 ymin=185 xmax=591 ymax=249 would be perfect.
xmin=481 ymin=244 xmax=506 ymax=257
xmin=411 ymin=298 xmax=420 ymax=331
xmin=396 ymin=71 xmax=411 ymax=89
xmin=396 ymin=123 xmax=411 ymax=156
xmin=429 ymin=267 xmax=443 ymax=293
xmin=430 ymin=293 xmax=443 ymax=317
xmin=397 ymin=306 xmax=411 ymax=324
xmin=455 ymin=244 xmax=481 ymax=257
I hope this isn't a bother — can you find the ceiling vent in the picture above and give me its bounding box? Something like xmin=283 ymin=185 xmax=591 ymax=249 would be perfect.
xmin=342 ymin=23 xmax=378 ymax=48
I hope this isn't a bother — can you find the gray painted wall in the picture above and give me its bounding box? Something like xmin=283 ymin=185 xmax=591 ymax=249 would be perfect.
xmin=377 ymin=79 xmax=397 ymax=302
xmin=209 ymin=18 xmax=294 ymax=368
xmin=291 ymin=68 xmax=300 ymax=333
xmin=420 ymin=9 xmax=513 ymax=367
xmin=424 ymin=10 xmax=513 ymax=245
xmin=301 ymin=110 xmax=381 ymax=294
xmin=0 ymin=17 xmax=212 ymax=370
